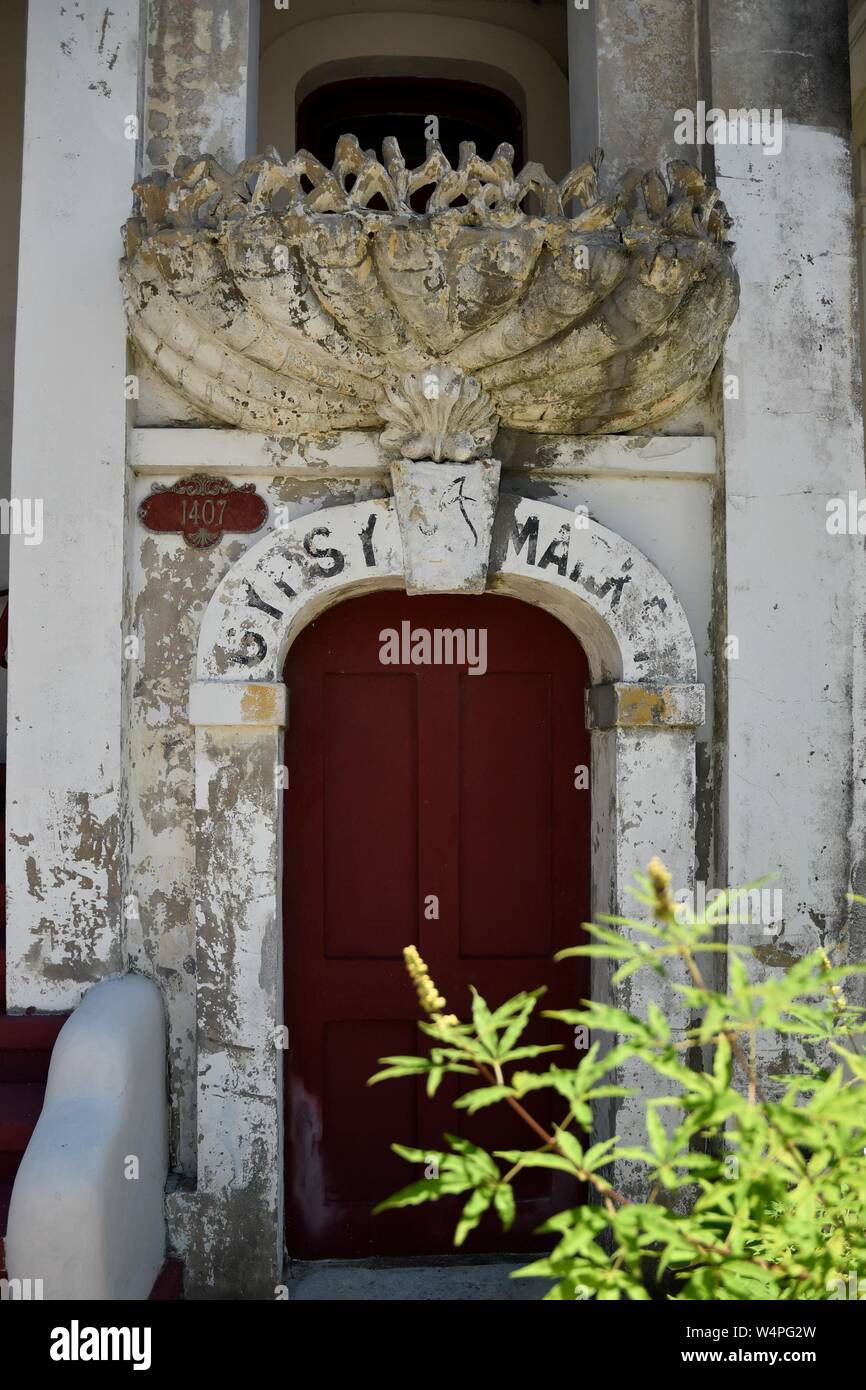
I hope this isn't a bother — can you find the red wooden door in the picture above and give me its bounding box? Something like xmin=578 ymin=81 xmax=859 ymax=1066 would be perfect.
xmin=283 ymin=591 xmax=591 ymax=1258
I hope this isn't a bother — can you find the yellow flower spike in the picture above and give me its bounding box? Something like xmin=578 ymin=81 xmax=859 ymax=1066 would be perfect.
xmin=402 ymin=945 xmax=448 ymax=1017
xmin=647 ymin=856 xmax=676 ymax=923
xmin=816 ymin=948 xmax=846 ymax=1013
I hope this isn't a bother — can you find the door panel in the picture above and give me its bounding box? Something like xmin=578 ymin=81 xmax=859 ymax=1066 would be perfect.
xmin=284 ymin=591 xmax=591 ymax=1258
xmin=322 ymin=673 xmax=417 ymax=958
xmin=322 ymin=1019 xmax=418 ymax=1201
xmin=458 ymin=671 xmax=553 ymax=957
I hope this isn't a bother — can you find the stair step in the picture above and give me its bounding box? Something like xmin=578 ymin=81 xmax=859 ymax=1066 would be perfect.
xmin=0 ymin=1013 xmax=66 ymax=1050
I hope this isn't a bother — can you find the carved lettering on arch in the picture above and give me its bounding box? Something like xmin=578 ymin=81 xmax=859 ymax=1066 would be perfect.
xmin=218 ymin=506 xmax=396 ymax=674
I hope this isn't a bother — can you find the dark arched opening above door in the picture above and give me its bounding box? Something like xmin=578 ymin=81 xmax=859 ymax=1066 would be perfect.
xmin=296 ymin=75 xmax=525 ymax=179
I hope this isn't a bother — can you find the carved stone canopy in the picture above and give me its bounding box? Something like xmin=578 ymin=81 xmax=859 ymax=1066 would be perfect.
xmin=120 ymin=136 xmax=738 ymax=444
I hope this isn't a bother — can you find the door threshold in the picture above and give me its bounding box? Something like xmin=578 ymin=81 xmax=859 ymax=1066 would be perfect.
xmin=286 ymin=1253 xmax=553 ymax=1301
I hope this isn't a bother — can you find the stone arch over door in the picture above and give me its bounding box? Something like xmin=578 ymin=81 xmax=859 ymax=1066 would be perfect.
xmin=177 ymin=494 xmax=703 ymax=1298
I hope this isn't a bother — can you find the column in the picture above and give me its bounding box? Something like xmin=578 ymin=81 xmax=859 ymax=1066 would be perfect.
xmin=143 ymin=0 xmax=258 ymax=173
xmin=6 ymin=2 xmax=142 ymax=1008
xmin=709 ymin=1 xmax=866 ymax=975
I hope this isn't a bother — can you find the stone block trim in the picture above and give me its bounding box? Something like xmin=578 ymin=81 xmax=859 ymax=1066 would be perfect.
xmin=586 ymin=682 xmax=706 ymax=730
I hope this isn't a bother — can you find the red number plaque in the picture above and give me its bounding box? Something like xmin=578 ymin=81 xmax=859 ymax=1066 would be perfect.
xmin=138 ymin=475 xmax=268 ymax=548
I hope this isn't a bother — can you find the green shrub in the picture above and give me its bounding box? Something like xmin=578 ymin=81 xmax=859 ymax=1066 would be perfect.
xmin=369 ymin=860 xmax=866 ymax=1300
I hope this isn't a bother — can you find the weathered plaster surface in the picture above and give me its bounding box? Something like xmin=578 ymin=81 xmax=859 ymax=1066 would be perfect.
xmin=390 ymin=458 xmax=501 ymax=595
xmin=596 ymin=0 xmax=701 ymax=186
xmin=710 ymin=0 xmax=851 ymax=136
xmin=128 ymin=471 xmax=387 ymax=1172
xmin=197 ymin=496 xmax=697 ymax=686
xmin=6 ymin=2 xmax=140 ymax=1010
xmin=709 ymin=3 xmax=865 ymax=991
xmin=258 ymin=7 xmax=570 ymax=178
xmin=144 ymin=0 xmax=254 ymax=173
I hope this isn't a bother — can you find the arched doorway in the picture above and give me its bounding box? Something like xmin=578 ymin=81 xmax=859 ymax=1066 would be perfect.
xmin=186 ymin=495 xmax=701 ymax=1296
xmin=283 ymin=589 xmax=591 ymax=1258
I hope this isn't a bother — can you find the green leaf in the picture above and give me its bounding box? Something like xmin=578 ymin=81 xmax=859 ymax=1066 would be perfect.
xmin=470 ymin=986 xmax=495 ymax=1048
xmin=497 ymin=994 xmax=543 ymax=1056
xmin=487 ymin=989 xmax=546 ymax=1030
xmin=553 ymin=1128 xmax=586 ymax=1170
xmin=646 ymin=1106 xmax=668 ymax=1159
xmin=582 ymin=1137 xmax=619 ymax=1172
xmin=713 ymin=1033 xmax=732 ymax=1092
xmin=390 ymin=1143 xmax=430 ymax=1164
xmin=455 ymin=1188 xmax=493 ymax=1246
xmin=373 ymin=1179 xmax=456 ymax=1213
xmin=494 ymin=1184 xmax=516 ymax=1231
xmin=647 ymin=1002 xmax=671 ymax=1044
xmin=498 ymin=1043 xmax=562 ymax=1063
xmin=494 ymin=1150 xmax=582 ymax=1175
xmin=368 ymin=1055 xmax=433 ymax=1084
xmin=442 ymin=1133 xmax=501 ymax=1179
xmin=718 ymin=1261 xmax=781 ymax=1300
xmin=426 ymin=1066 xmax=444 ymax=1097
xmin=370 ymin=865 xmax=866 ymax=1304
xmin=453 ymin=1084 xmax=515 ymax=1113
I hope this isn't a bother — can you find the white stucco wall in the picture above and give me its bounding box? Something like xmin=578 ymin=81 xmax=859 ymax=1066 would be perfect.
xmin=6 ymin=1 xmax=142 ymax=1010
xmin=705 ymin=0 xmax=866 ymax=988
xmin=0 ymin=2 xmax=27 ymax=759
xmin=716 ymin=122 xmax=865 ymax=970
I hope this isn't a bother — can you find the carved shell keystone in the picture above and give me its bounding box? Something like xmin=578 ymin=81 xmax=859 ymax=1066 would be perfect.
xmin=377 ymin=366 xmax=498 ymax=462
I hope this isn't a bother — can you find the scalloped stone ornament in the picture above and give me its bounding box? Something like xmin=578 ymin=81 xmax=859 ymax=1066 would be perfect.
xmin=377 ymin=366 xmax=498 ymax=462
xmin=120 ymin=138 xmax=739 ymax=438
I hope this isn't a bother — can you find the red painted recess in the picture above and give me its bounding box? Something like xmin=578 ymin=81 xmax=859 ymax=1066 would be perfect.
xmin=0 ymin=761 xmax=70 ymax=1279
xmin=149 ymin=1258 xmax=184 ymax=1300
xmin=0 ymin=1022 xmax=68 ymax=1275
xmin=283 ymin=590 xmax=592 ymax=1259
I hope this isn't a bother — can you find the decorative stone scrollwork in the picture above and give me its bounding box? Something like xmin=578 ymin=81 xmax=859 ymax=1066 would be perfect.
xmin=120 ymin=137 xmax=739 ymax=438
xmin=377 ymin=366 xmax=498 ymax=463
